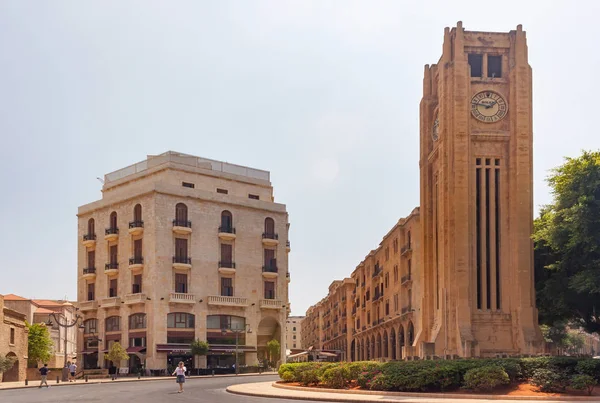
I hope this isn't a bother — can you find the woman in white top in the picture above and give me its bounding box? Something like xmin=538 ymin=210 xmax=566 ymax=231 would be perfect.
xmin=172 ymin=361 xmax=186 ymax=393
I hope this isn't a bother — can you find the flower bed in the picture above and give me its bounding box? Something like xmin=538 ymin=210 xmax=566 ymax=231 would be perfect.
xmin=278 ymin=357 xmax=600 ymax=395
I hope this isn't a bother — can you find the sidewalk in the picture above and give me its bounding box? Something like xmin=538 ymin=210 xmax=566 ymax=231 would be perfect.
xmin=226 ymin=381 xmax=600 ymax=403
xmin=0 ymin=371 xmax=277 ymax=391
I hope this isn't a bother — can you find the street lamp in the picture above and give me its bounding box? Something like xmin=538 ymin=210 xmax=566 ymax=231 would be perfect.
xmin=46 ymin=312 xmax=85 ymax=381
xmin=221 ymin=324 xmax=251 ymax=375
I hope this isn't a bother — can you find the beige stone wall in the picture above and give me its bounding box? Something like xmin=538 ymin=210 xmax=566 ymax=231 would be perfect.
xmin=77 ymin=153 xmax=290 ymax=370
xmin=1 ymin=295 xmax=28 ymax=382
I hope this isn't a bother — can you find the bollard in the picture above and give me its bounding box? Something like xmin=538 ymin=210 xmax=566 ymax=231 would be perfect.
xmin=85 ymin=375 xmax=89 ymax=382
xmin=212 ymin=370 xmax=214 ymax=377
xmin=138 ymin=374 xmax=141 ymax=379
xmin=25 ymin=379 xmax=28 ymax=386
xmin=56 ymin=376 xmax=60 ymax=383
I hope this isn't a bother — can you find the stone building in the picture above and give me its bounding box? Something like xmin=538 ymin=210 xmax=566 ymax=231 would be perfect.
xmin=285 ymin=316 xmax=304 ymax=351
xmin=76 ymin=151 xmax=290 ymax=372
xmin=301 ymin=23 xmax=543 ymax=360
xmin=1 ymin=294 xmax=28 ymax=382
xmin=3 ymin=294 xmax=78 ymax=368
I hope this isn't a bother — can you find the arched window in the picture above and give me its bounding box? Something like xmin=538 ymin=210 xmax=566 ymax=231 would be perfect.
xmin=105 ymin=316 xmax=120 ymax=332
xmin=129 ymin=313 xmax=146 ymax=330
xmin=206 ymin=315 xmax=246 ymax=344
xmin=264 ymin=217 xmax=276 ymax=239
xmin=220 ymin=210 xmax=234 ymax=233
xmin=174 ymin=203 xmax=189 ymax=227
xmin=83 ymin=318 xmax=97 ymax=334
xmin=134 ymin=204 xmax=142 ymax=222
xmin=407 ymin=321 xmax=414 ymax=345
xmin=109 ymin=211 xmax=117 ymax=230
xmin=167 ymin=313 xmax=195 ymax=328
xmin=87 ymin=218 xmax=95 ymax=236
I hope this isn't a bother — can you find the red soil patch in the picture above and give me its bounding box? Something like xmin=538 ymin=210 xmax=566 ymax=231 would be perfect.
xmin=281 ymin=381 xmax=600 ymax=397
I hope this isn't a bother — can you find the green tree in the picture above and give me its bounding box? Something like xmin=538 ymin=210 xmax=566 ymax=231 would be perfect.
xmin=104 ymin=342 xmax=129 ymax=365
xmin=27 ymin=322 xmax=53 ymax=366
xmin=266 ymin=339 xmax=280 ymax=365
xmin=533 ymin=150 xmax=600 ymax=333
xmin=190 ymin=339 xmax=209 ymax=356
xmin=0 ymin=355 xmax=16 ymax=373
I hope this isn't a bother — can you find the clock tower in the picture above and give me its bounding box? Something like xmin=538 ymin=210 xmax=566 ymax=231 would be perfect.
xmin=419 ymin=22 xmax=542 ymax=357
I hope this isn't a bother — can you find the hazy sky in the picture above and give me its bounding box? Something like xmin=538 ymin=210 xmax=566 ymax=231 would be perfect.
xmin=1 ymin=1 xmax=598 ymax=315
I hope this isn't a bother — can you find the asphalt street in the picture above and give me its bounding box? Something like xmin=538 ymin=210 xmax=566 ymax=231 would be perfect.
xmin=0 ymin=374 xmax=296 ymax=403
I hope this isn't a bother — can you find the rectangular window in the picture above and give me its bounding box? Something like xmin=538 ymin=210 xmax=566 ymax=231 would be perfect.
xmin=248 ymin=194 xmax=259 ymax=200
xmin=394 ymin=294 xmax=398 ymax=312
xmin=408 ymin=259 xmax=412 ymax=276
xmin=488 ymin=55 xmax=502 ymax=78
xmin=87 ymin=250 xmax=95 ymax=268
xmin=293 ymin=327 xmax=296 ymax=331
xmin=384 ymin=273 xmax=389 ymax=288
xmin=175 ymin=273 xmax=188 ymax=293
xmin=468 ymin=53 xmax=483 ymax=77
xmin=10 ymin=328 xmax=15 ymax=344
xmin=129 ymin=337 xmax=146 ymax=347
xmin=132 ymin=274 xmax=142 ymax=294
xmin=87 ymin=283 xmax=95 ymax=301
xmin=385 ymin=247 xmax=389 ymax=261
xmin=217 ymin=188 xmax=228 ymax=194
xmin=106 ymin=317 xmax=120 ymax=332
xmin=264 ymin=249 xmax=276 ymax=269
xmin=293 ymin=335 xmax=296 ymax=340
xmin=393 ymin=265 xmax=398 ymax=283
xmin=182 ymin=182 xmax=195 ymax=188
xmin=221 ymin=277 xmax=233 ymax=296
xmin=221 ymin=243 xmax=233 ymax=264
xmin=385 ymin=300 xmax=390 ymax=316
xmin=110 ymin=245 xmax=118 ymax=264
xmin=264 ymin=281 xmax=275 ymax=299
xmin=175 ymin=238 xmax=188 ymax=259
xmin=134 ymin=239 xmax=142 ymax=259
xmin=109 ymin=278 xmax=118 ymax=298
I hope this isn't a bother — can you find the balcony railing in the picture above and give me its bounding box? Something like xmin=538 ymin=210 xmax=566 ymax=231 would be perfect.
xmin=129 ymin=220 xmax=144 ymax=229
xmin=262 ymin=265 xmax=278 ymax=273
xmin=105 ymin=227 xmax=119 ymax=235
xmin=219 ymin=261 xmax=236 ymax=269
xmin=372 ymin=266 xmax=383 ymax=278
xmin=173 ymin=219 xmax=192 ymax=228
xmin=105 ymin=262 xmax=119 ymax=271
xmin=129 ymin=256 xmax=144 ymax=265
xmin=401 ymin=305 xmax=413 ymax=315
xmin=218 ymin=226 xmax=236 ymax=234
xmin=262 ymin=232 xmax=278 ymax=240
xmin=83 ymin=234 xmax=96 ymax=241
xmin=401 ymin=244 xmax=412 ymax=256
xmin=173 ymin=256 xmax=192 ymax=264
xmin=208 ymin=295 xmax=248 ymax=307
xmin=83 ymin=267 xmax=96 ymax=275
xmin=401 ymin=274 xmax=412 ymax=284
xmin=286 ymin=240 xmax=291 ymax=248
xmin=169 ymin=292 xmax=196 ymax=304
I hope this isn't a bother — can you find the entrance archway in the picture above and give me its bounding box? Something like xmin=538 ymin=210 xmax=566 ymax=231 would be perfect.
xmin=390 ymin=328 xmax=396 ymax=360
xmin=2 ymin=353 xmax=19 ymax=382
xmin=382 ymin=330 xmax=388 ymax=359
xmin=257 ymin=316 xmax=281 ymax=366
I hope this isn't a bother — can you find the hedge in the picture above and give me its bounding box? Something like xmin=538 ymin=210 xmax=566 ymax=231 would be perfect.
xmin=279 ymin=357 xmax=600 ymax=393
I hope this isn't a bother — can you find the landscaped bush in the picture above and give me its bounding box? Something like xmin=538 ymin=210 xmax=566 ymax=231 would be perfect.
xmin=300 ymin=368 xmax=320 ymax=386
xmin=530 ymin=368 xmax=569 ymax=392
xmin=463 ymin=366 xmax=510 ymax=392
xmin=576 ymin=359 xmax=600 ymax=382
xmin=570 ymin=374 xmax=597 ymax=396
xmin=321 ymin=363 xmax=351 ymax=388
xmin=280 ymin=370 xmax=295 ymax=382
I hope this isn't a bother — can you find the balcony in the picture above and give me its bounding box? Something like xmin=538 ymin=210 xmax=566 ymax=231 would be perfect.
xmin=104 ymin=227 xmax=119 ymax=242
xmin=99 ymin=297 xmax=121 ymax=309
xmin=286 ymin=240 xmax=291 ymax=252
xmin=129 ymin=256 xmax=144 ymax=271
xmin=262 ymin=232 xmax=279 ymax=246
xmin=124 ymin=293 xmax=147 ymax=305
xmin=401 ymin=274 xmax=412 ymax=286
xmin=218 ymin=226 xmax=236 ymax=241
xmin=401 ymin=305 xmax=414 ymax=316
xmin=169 ymin=292 xmax=196 ymax=304
xmin=128 ymin=220 xmax=144 ymax=235
xmin=401 ymin=244 xmax=412 ymax=257
xmin=208 ymin=295 xmax=248 ymax=307
xmin=286 ymin=272 xmax=290 ymax=283
xmin=218 ymin=261 xmax=236 ymax=275
xmin=372 ymin=266 xmax=383 ymax=278
xmin=104 ymin=262 xmax=119 ymax=275
xmin=262 ymin=265 xmax=278 ymax=278
xmin=351 ymin=307 xmax=357 ymax=316
xmin=82 ymin=267 xmax=96 ymax=280
xmin=172 ymin=219 xmax=192 ymax=235
xmin=260 ymin=299 xmax=282 ymax=310
xmin=82 ymin=233 xmax=96 ymax=248
xmin=79 ymin=300 xmax=98 ymax=312
xmin=173 ymin=256 xmax=192 ymax=269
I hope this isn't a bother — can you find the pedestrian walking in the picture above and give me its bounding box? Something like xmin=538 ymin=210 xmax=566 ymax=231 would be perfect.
xmin=39 ymin=364 xmax=50 ymax=388
xmin=172 ymin=361 xmax=186 ymax=393
xmin=69 ymin=362 xmax=77 ymax=382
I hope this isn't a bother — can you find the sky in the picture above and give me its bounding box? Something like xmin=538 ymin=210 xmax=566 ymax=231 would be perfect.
xmin=1 ymin=1 xmax=599 ymax=316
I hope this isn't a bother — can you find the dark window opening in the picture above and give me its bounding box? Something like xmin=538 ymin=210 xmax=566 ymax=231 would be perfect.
xmin=488 ymin=55 xmax=502 ymax=78
xmin=175 ymin=273 xmax=188 ymax=293
xmin=264 ymin=281 xmax=275 ymax=299
xmin=10 ymin=328 xmax=15 ymax=344
xmin=221 ymin=277 xmax=233 ymax=296
xmin=109 ymin=279 xmax=118 ymax=297
xmin=182 ymin=182 xmax=195 ymax=188
xmin=248 ymin=194 xmax=259 ymax=200
xmin=486 ymin=168 xmax=491 ymax=309
xmin=217 ymin=188 xmax=228 ymax=194
xmin=468 ymin=54 xmax=483 ymax=77
xmin=87 ymin=283 xmax=95 ymax=301
xmin=495 ymin=168 xmax=501 ymax=309
xmin=476 ymin=166 xmax=482 ymax=309
xmin=132 ymin=274 xmax=142 ymax=294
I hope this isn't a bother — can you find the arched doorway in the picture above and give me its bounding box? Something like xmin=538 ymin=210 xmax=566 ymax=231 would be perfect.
xmin=370 ymin=335 xmax=375 ymax=359
xmin=390 ymin=328 xmax=396 ymax=360
xmin=376 ymin=333 xmax=382 ymax=358
xmin=366 ymin=338 xmax=370 ymax=360
xmin=382 ymin=330 xmax=388 ymax=359
xmin=2 ymin=353 xmax=19 ymax=382
xmin=399 ymin=325 xmax=405 ymax=359
xmin=407 ymin=321 xmax=415 ymax=345
xmin=257 ymin=316 xmax=281 ymax=367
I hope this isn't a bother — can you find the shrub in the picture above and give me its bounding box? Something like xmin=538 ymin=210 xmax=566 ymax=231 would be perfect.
xmin=463 ymin=366 xmax=510 ymax=392
xmin=576 ymin=359 xmax=600 ymax=382
xmin=278 ymin=364 xmax=294 ymax=379
xmin=321 ymin=364 xmax=351 ymax=388
xmin=280 ymin=370 xmax=295 ymax=382
xmin=300 ymin=368 xmax=320 ymax=386
xmin=570 ymin=374 xmax=597 ymax=396
xmin=531 ymin=368 xmax=569 ymax=392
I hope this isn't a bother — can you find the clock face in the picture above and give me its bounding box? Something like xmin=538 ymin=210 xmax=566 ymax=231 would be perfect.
xmin=470 ymin=91 xmax=508 ymax=123
xmin=432 ymin=117 xmax=440 ymax=141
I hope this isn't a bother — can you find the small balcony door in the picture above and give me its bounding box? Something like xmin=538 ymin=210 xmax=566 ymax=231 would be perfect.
xmin=175 ymin=273 xmax=188 ymax=293
xmin=132 ymin=274 xmax=142 ymax=294
xmin=175 ymin=238 xmax=188 ymax=259
xmin=221 ymin=277 xmax=233 ymax=296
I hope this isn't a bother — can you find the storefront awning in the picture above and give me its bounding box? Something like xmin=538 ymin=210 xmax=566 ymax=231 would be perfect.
xmin=127 ymin=346 xmax=147 ymax=353
xmin=80 ymin=350 xmax=98 ymax=355
xmin=287 ymin=351 xmax=308 ymax=359
xmin=156 ymin=344 xmax=191 ymax=353
xmin=210 ymin=345 xmax=256 ymax=353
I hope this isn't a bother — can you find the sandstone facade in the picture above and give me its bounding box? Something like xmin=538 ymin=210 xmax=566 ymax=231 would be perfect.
xmin=0 ymin=295 xmax=28 ymax=382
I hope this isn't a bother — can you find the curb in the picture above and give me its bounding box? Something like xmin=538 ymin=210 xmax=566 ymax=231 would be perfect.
xmin=0 ymin=372 xmax=277 ymax=392
xmin=226 ymin=381 xmax=600 ymax=402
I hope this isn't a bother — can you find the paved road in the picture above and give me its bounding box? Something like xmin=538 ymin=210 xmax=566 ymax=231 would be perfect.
xmin=0 ymin=374 xmax=294 ymax=403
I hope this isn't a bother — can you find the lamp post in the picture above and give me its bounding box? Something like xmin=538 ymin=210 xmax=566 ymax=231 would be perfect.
xmin=46 ymin=312 xmax=85 ymax=381
xmin=221 ymin=324 xmax=251 ymax=375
